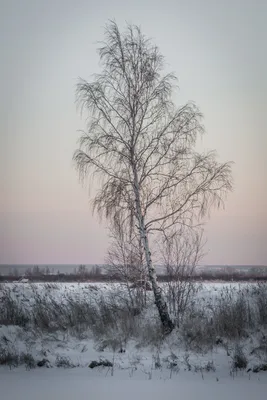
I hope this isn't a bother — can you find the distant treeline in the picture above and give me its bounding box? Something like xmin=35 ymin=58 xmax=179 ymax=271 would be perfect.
xmin=0 ymin=264 xmax=267 ymax=282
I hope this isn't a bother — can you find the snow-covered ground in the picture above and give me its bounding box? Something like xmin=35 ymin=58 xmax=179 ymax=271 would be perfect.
xmin=1 ymin=367 xmax=266 ymax=400
xmin=1 ymin=282 xmax=267 ymax=398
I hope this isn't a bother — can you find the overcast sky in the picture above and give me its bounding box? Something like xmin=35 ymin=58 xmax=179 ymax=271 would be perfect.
xmin=0 ymin=0 xmax=266 ymax=265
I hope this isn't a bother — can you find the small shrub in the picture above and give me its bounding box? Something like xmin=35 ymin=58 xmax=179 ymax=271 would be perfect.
xmin=0 ymin=347 xmax=19 ymax=369
xmin=89 ymin=359 xmax=113 ymax=368
xmin=55 ymin=355 xmax=76 ymax=368
xmin=183 ymin=353 xmax=192 ymax=371
xmin=251 ymin=363 xmax=267 ymax=373
xmin=153 ymin=352 xmax=162 ymax=369
xmin=204 ymin=360 xmax=216 ymax=372
xmin=164 ymin=352 xmax=179 ymax=371
xmin=37 ymin=358 xmax=50 ymax=368
xmin=194 ymin=360 xmax=216 ymax=373
xmin=232 ymin=345 xmax=248 ymax=370
xmin=20 ymin=353 xmax=36 ymax=370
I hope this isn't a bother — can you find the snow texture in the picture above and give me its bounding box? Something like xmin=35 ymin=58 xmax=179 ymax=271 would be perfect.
xmin=1 ymin=368 xmax=266 ymax=400
xmin=1 ymin=282 xmax=267 ymax=398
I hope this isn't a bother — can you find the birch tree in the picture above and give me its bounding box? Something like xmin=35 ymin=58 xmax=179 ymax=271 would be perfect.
xmin=73 ymin=21 xmax=233 ymax=334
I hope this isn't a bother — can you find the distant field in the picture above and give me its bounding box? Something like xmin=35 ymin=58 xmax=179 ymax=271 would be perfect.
xmin=1 ymin=264 xmax=267 ymax=282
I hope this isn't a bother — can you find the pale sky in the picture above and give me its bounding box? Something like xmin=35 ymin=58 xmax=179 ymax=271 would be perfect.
xmin=0 ymin=0 xmax=266 ymax=265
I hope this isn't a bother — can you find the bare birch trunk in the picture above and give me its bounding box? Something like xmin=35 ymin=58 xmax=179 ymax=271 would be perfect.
xmin=133 ymin=167 xmax=174 ymax=334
